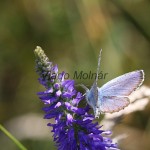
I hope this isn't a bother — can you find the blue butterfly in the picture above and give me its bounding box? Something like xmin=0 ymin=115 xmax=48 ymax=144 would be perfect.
xmin=81 ymin=49 xmax=144 ymax=118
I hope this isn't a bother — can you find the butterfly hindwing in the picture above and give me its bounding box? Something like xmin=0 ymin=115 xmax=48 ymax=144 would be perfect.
xmin=97 ymin=96 xmax=130 ymax=113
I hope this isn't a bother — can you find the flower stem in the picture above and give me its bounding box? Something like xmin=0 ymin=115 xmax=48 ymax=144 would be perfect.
xmin=0 ymin=124 xmax=27 ymax=150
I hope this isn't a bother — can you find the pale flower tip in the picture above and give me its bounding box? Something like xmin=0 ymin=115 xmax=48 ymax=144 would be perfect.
xmin=35 ymin=45 xmax=40 ymax=50
xmin=34 ymin=46 xmax=42 ymax=54
xmin=34 ymin=46 xmax=48 ymax=64
xmin=36 ymin=46 xmax=41 ymax=49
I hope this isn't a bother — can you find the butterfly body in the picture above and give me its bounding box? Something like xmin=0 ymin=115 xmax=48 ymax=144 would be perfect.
xmin=84 ymin=82 xmax=98 ymax=115
xmin=82 ymin=50 xmax=144 ymax=118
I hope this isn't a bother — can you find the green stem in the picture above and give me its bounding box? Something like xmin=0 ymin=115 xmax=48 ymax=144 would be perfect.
xmin=0 ymin=124 xmax=27 ymax=150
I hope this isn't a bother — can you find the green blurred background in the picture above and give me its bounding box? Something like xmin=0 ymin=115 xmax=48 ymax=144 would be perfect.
xmin=0 ymin=0 xmax=150 ymax=150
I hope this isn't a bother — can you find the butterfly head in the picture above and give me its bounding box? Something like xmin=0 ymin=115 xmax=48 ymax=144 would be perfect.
xmin=95 ymin=107 xmax=101 ymax=118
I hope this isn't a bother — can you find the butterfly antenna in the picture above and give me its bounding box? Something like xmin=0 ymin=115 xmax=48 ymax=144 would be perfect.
xmin=96 ymin=49 xmax=102 ymax=84
xmin=79 ymin=84 xmax=89 ymax=91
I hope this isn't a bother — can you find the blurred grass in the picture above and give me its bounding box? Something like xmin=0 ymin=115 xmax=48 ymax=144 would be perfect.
xmin=0 ymin=0 xmax=150 ymax=150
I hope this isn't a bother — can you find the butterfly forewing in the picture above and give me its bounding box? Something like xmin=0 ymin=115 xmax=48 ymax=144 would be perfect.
xmin=100 ymin=70 xmax=144 ymax=96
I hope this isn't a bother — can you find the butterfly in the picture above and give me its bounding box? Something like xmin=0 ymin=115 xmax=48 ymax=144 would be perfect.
xmin=81 ymin=49 xmax=144 ymax=118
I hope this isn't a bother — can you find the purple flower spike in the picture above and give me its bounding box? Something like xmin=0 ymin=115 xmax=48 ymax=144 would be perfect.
xmin=34 ymin=46 xmax=119 ymax=150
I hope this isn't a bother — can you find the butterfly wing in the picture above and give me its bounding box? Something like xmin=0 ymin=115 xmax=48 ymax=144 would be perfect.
xmin=97 ymin=96 xmax=130 ymax=113
xmin=86 ymin=81 xmax=98 ymax=112
xmin=97 ymin=70 xmax=144 ymax=114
